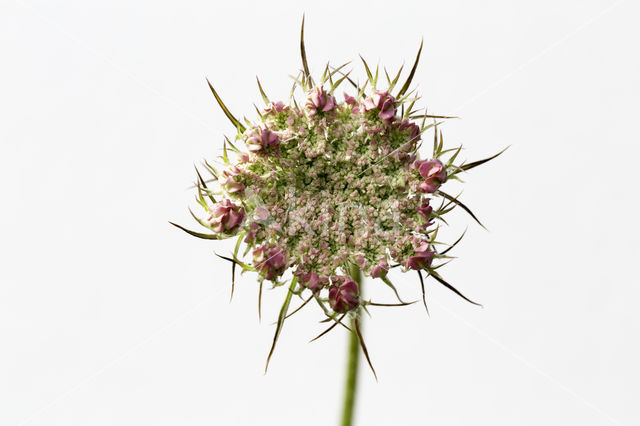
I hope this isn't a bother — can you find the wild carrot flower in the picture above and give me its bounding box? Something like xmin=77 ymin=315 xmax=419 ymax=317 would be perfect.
xmin=171 ymin=20 xmax=506 ymax=376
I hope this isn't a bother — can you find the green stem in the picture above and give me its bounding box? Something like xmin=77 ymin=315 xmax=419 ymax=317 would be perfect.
xmin=340 ymin=264 xmax=362 ymax=426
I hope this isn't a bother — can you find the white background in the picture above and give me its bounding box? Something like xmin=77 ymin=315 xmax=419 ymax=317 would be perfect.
xmin=1 ymin=0 xmax=639 ymax=425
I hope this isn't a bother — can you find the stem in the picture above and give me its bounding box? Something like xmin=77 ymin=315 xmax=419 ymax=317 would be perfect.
xmin=340 ymin=264 xmax=362 ymax=426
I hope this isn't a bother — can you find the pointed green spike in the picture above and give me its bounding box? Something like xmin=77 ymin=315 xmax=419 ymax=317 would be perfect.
xmin=332 ymin=66 xmax=358 ymax=90
xmin=447 ymin=145 xmax=463 ymax=166
xmin=203 ymin=160 xmax=218 ymax=180
xmin=432 ymin=122 xmax=439 ymax=156
xmin=357 ymin=79 xmax=369 ymax=99
xmin=284 ymin=295 xmax=313 ymax=320
xmin=389 ymin=64 xmax=404 ymax=92
xmin=437 ymin=190 xmax=487 ymax=230
xmin=442 ymin=229 xmax=467 ymax=255
xmin=258 ymin=280 xmax=264 ymax=321
xmin=410 ymin=113 xmax=458 ymax=120
xmin=288 ymin=76 xmax=298 ymax=104
xmin=328 ymin=61 xmax=351 ymax=80
xmin=354 ymin=318 xmax=377 ymax=381
xmin=288 ymin=74 xmax=305 ymax=87
xmin=380 ymin=276 xmax=407 ymax=304
xmin=366 ymin=300 xmax=417 ymax=307
xmin=206 ymin=79 xmax=246 ymax=133
xmin=169 ymin=221 xmax=222 ymax=240
xmin=309 ymin=312 xmax=347 ymax=342
xmin=417 ymin=270 xmax=429 ymax=316
xmin=373 ymin=63 xmax=379 ymax=88
xmin=397 ymin=39 xmax=423 ymax=97
xmin=384 ymin=67 xmax=391 ymax=86
xmin=265 ymin=278 xmax=297 ymax=373
xmin=330 ymin=71 xmax=352 ymax=93
xmin=300 ymin=15 xmax=312 ymax=88
xmin=460 ymin=146 xmax=510 ymax=171
xmin=188 ymin=207 xmax=213 ymax=230
xmin=430 ymin=272 xmax=482 ymax=307
xmin=359 ymin=55 xmax=373 ymax=84
xmin=321 ymin=62 xmax=329 ymax=84
xmin=194 ymin=166 xmax=216 ymax=203
xmin=430 ymin=259 xmax=454 ymax=270
xmin=222 ymin=137 xmax=229 ymax=165
xmin=214 ymin=252 xmax=252 ymax=271
xmin=229 ymin=233 xmax=244 ymax=302
xmin=256 ymin=76 xmax=270 ymax=105
xmin=403 ymin=97 xmax=416 ymax=118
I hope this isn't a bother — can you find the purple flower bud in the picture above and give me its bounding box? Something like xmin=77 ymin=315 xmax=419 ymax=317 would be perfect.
xmin=245 ymin=126 xmax=280 ymax=152
xmin=206 ymin=199 xmax=245 ymax=233
xmin=237 ymin=152 xmax=250 ymax=163
xmin=363 ymin=90 xmax=397 ymax=125
xmin=329 ymin=279 xmax=360 ymax=313
xmin=343 ymin=92 xmax=361 ymax=113
xmin=253 ymin=244 xmax=287 ymax=281
xmin=370 ymin=260 xmax=388 ymax=278
xmin=254 ymin=205 xmax=270 ymax=221
xmin=220 ymin=166 xmax=245 ymax=194
xmin=306 ymin=86 xmax=336 ymax=116
xmin=244 ymin=222 xmax=259 ymax=244
xmin=344 ymin=93 xmax=357 ymax=104
xmin=415 ymin=159 xmax=447 ymax=193
xmin=416 ymin=200 xmax=433 ymax=220
xmin=264 ymin=101 xmax=286 ymax=114
xmin=406 ymin=242 xmax=435 ymax=270
xmin=300 ymin=271 xmax=322 ymax=293
xmin=398 ymin=118 xmax=421 ymax=143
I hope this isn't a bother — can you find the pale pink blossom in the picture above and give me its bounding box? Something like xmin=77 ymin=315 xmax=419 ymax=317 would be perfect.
xmin=206 ymin=199 xmax=245 ymax=233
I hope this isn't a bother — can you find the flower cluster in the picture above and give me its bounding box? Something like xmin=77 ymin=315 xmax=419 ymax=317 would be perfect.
xmin=172 ymin=26 xmax=503 ymax=371
xmin=194 ymin=84 xmax=458 ymax=292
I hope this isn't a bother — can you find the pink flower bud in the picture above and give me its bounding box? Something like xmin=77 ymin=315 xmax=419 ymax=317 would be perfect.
xmin=219 ymin=166 xmax=245 ymax=194
xmin=245 ymin=126 xmax=280 ymax=152
xmin=254 ymin=205 xmax=270 ymax=221
xmin=306 ymin=86 xmax=336 ymax=116
xmin=237 ymin=152 xmax=250 ymax=163
xmin=300 ymin=271 xmax=322 ymax=293
xmin=206 ymin=199 xmax=245 ymax=233
xmin=398 ymin=118 xmax=421 ymax=143
xmin=370 ymin=260 xmax=388 ymax=278
xmin=415 ymin=159 xmax=447 ymax=193
xmin=264 ymin=101 xmax=286 ymax=114
xmin=406 ymin=242 xmax=435 ymax=270
xmin=343 ymin=92 xmax=361 ymax=113
xmin=253 ymin=244 xmax=287 ymax=281
xmin=416 ymin=200 xmax=433 ymax=220
xmin=344 ymin=93 xmax=357 ymax=104
xmin=363 ymin=90 xmax=397 ymax=125
xmin=329 ymin=279 xmax=360 ymax=313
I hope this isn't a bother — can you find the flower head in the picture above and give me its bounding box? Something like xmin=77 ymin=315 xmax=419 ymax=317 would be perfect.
xmin=172 ymin=21 xmax=504 ymax=373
